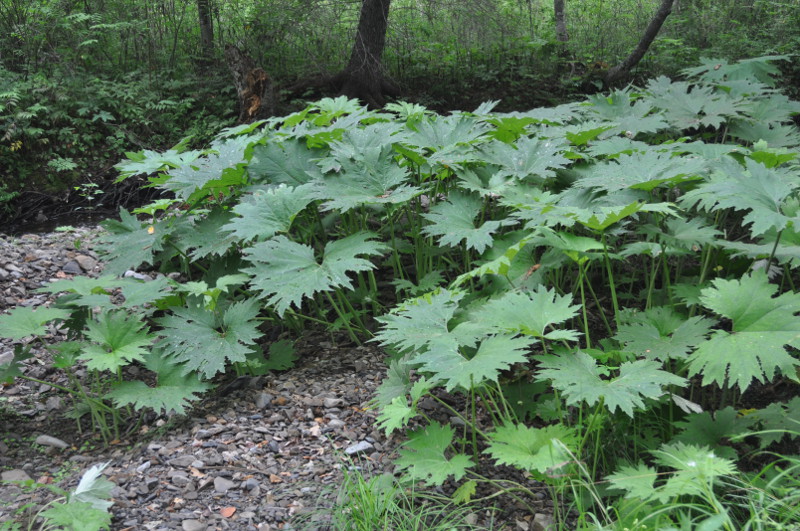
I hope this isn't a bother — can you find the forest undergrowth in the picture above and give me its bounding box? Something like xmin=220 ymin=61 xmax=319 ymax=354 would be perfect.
xmin=2 ymin=55 xmax=800 ymax=530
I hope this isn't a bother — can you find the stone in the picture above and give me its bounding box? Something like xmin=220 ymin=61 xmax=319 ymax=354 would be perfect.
xmin=182 ymin=519 xmax=208 ymax=531
xmin=344 ymin=441 xmax=374 ymax=456
xmin=34 ymin=435 xmax=69 ymax=449
xmin=74 ymin=255 xmax=97 ymax=271
xmin=214 ymin=476 xmax=237 ymax=493
xmin=532 ymin=513 xmax=555 ymax=531
xmin=169 ymin=455 xmax=196 ymax=467
xmin=1 ymin=469 xmax=32 ymax=482
xmin=62 ymin=260 xmax=82 ymax=275
xmin=323 ymin=397 xmax=343 ymax=408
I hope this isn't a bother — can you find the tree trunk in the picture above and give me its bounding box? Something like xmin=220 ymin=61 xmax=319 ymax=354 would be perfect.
xmin=224 ymin=44 xmax=274 ymax=123
xmin=554 ymin=0 xmax=568 ymax=43
xmin=197 ymin=0 xmax=214 ymax=69
xmin=337 ymin=0 xmax=398 ymax=108
xmin=605 ymin=0 xmax=675 ymax=85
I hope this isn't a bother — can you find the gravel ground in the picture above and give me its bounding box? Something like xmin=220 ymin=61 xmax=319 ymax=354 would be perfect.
xmin=0 ymin=226 xmax=546 ymax=531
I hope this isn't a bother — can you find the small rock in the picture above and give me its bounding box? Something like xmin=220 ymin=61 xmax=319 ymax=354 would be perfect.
xmin=34 ymin=435 xmax=69 ymax=449
xmin=1 ymin=469 xmax=32 ymax=482
xmin=172 ymin=474 xmax=192 ymax=488
xmin=136 ymin=461 xmax=151 ymax=473
xmin=323 ymin=397 xmax=343 ymax=408
xmin=169 ymin=455 xmax=196 ymax=467
xmin=255 ymin=392 xmax=273 ymax=409
xmin=344 ymin=441 xmax=374 ymax=456
xmin=182 ymin=519 xmax=208 ymax=531
xmin=214 ymin=476 xmax=237 ymax=493
xmin=62 ymin=261 xmax=83 ymax=275
xmin=123 ymin=270 xmax=150 ymax=281
xmin=532 ymin=513 xmax=555 ymax=531
xmin=327 ymin=419 xmax=345 ymax=429
xmin=74 ymin=255 xmax=97 ymax=271
xmin=243 ymin=478 xmax=260 ymax=491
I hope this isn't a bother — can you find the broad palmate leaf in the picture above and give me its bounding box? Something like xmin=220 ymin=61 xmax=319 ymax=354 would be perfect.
xmin=615 ymin=307 xmax=714 ymax=361
xmin=0 ymin=306 xmax=70 ymax=340
xmin=314 ymin=145 xmax=420 ymax=211
xmin=422 ymin=191 xmax=514 ymax=254
xmin=395 ymin=421 xmax=474 ymax=486
xmin=680 ymin=159 xmax=798 ymax=237
xmin=536 ymin=350 xmax=686 ymax=416
xmin=99 ymin=208 xmax=165 ymax=274
xmin=573 ymin=151 xmax=705 ymax=193
xmin=468 ymin=286 xmax=580 ymax=341
xmin=608 ymin=442 xmax=736 ymax=503
xmin=106 ymin=348 xmax=212 ymax=414
xmin=484 ymin=423 xmax=576 ymax=476
xmin=224 ymin=184 xmax=315 ymax=242
xmin=415 ymin=334 xmax=534 ymax=391
xmin=156 ymin=299 xmax=262 ymax=378
xmin=688 ymin=273 xmax=800 ymax=391
xmin=81 ymin=311 xmax=154 ymax=372
xmin=374 ymin=290 xmax=464 ymax=354
xmin=244 ymin=232 xmax=387 ymax=315
xmin=483 ymin=136 xmax=570 ymax=181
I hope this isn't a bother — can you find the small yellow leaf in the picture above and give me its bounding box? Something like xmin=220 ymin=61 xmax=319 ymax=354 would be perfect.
xmin=147 ymin=226 xmax=155 ymax=234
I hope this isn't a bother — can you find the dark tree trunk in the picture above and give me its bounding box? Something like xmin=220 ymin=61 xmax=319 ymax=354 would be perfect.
xmin=336 ymin=0 xmax=398 ymax=108
xmin=605 ymin=0 xmax=675 ymax=85
xmin=554 ymin=0 xmax=568 ymax=43
xmin=197 ymin=0 xmax=214 ymax=69
xmin=224 ymin=44 xmax=274 ymax=123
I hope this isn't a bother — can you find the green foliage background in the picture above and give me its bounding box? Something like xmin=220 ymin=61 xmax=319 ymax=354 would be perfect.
xmin=2 ymin=0 xmax=800 ymax=199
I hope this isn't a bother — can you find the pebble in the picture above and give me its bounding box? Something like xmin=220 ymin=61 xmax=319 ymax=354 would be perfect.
xmin=344 ymin=441 xmax=375 ymax=456
xmin=1 ymin=469 xmax=32 ymax=482
xmin=214 ymin=477 xmax=237 ymax=493
xmin=61 ymin=260 xmax=82 ymax=275
xmin=34 ymin=435 xmax=69 ymax=449
xmin=181 ymin=519 xmax=208 ymax=531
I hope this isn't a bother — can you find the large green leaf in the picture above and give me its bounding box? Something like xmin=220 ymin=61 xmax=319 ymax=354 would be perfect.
xmin=224 ymin=184 xmax=315 ymax=242
xmin=467 ymin=286 xmax=580 ymax=340
xmin=422 ymin=191 xmax=513 ymax=254
xmin=415 ymin=334 xmax=534 ymax=391
xmin=156 ymin=299 xmax=261 ymax=378
xmin=615 ymin=307 xmax=714 ymax=361
xmin=247 ymin=139 xmax=324 ymax=185
xmin=374 ymin=290 xmax=464 ymax=354
xmin=99 ymin=208 xmax=165 ymax=274
xmin=483 ymin=136 xmax=570 ymax=181
xmin=681 ymin=158 xmax=798 ymax=237
xmin=81 ymin=311 xmax=154 ymax=372
xmin=107 ymin=348 xmax=212 ymax=414
xmin=537 ymin=350 xmax=686 ymax=416
xmin=314 ymin=145 xmax=420 ymax=211
xmin=484 ymin=423 xmax=576 ymax=476
xmin=0 ymin=306 xmax=70 ymax=340
xmin=395 ymin=422 xmax=474 ymax=486
xmin=574 ymin=151 xmax=705 ymax=193
xmin=244 ymin=232 xmax=387 ymax=315
xmin=688 ymin=273 xmax=800 ymax=391
xmin=162 ymin=139 xmax=249 ymax=201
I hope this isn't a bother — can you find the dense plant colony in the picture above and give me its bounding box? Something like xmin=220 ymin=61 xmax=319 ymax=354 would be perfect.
xmin=3 ymin=56 xmax=800 ymax=528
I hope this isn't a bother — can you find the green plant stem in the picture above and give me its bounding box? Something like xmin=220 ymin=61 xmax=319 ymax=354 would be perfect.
xmin=600 ymin=232 xmax=620 ymax=322
xmin=324 ymin=291 xmax=361 ymax=344
xmin=576 ymin=262 xmax=591 ymax=349
xmin=583 ymin=269 xmax=613 ymax=336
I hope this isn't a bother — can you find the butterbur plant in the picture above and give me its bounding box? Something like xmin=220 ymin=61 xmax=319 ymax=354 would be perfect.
xmin=2 ymin=56 xmax=800 ymax=528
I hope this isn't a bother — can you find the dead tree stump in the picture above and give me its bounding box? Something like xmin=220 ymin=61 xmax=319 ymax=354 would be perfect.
xmin=224 ymin=44 xmax=274 ymax=123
